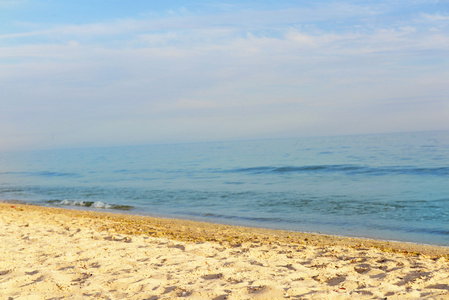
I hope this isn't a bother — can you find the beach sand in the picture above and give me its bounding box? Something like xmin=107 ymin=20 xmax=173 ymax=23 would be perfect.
xmin=1 ymin=203 xmax=449 ymax=299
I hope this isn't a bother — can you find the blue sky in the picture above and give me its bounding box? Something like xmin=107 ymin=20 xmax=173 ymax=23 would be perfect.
xmin=1 ymin=0 xmax=448 ymax=150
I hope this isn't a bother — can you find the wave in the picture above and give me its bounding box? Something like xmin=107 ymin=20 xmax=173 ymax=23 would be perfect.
xmin=0 ymin=171 xmax=81 ymax=178
xmin=46 ymin=200 xmax=133 ymax=210
xmin=229 ymin=165 xmax=449 ymax=176
xmin=179 ymin=211 xmax=286 ymax=223
xmin=180 ymin=210 xmax=449 ymax=238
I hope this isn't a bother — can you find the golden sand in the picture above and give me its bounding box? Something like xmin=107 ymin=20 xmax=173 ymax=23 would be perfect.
xmin=1 ymin=202 xmax=449 ymax=299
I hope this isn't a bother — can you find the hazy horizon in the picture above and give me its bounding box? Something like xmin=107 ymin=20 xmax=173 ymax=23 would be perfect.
xmin=1 ymin=129 xmax=447 ymax=153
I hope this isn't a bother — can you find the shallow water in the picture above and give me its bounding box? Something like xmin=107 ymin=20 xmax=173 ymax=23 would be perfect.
xmin=1 ymin=131 xmax=449 ymax=245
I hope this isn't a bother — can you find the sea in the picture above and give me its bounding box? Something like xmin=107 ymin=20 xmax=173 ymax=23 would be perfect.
xmin=1 ymin=131 xmax=449 ymax=246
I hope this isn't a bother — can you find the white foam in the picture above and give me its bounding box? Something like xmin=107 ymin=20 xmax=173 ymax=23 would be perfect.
xmin=92 ymin=201 xmax=112 ymax=209
xmin=58 ymin=199 xmax=113 ymax=209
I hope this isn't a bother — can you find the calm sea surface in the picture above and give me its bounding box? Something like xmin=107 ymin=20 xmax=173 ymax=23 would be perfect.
xmin=1 ymin=131 xmax=449 ymax=245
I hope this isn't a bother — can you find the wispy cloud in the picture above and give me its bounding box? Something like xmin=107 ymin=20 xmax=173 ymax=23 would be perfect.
xmin=1 ymin=1 xmax=448 ymax=150
xmin=421 ymin=12 xmax=449 ymax=22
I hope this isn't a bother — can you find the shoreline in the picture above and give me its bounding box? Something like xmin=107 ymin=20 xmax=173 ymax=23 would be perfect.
xmin=2 ymin=202 xmax=449 ymax=299
xmin=3 ymin=202 xmax=449 ymax=257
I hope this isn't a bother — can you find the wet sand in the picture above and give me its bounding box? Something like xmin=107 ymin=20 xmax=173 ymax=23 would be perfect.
xmin=1 ymin=202 xmax=449 ymax=299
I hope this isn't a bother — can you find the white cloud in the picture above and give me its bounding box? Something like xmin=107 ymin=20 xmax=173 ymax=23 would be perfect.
xmin=1 ymin=1 xmax=449 ymax=150
xmin=0 ymin=0 xmax=24 ymax=7
xmin=421 ymin=13 xmax=449 ymax=22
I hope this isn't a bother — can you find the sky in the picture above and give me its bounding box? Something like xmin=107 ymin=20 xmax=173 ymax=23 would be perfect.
xmin=1 ymin=0 xmax=448 ymax=151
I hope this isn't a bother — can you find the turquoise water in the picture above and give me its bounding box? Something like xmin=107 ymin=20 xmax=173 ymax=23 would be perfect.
xmin=1 ymin=131 xmax=449 ymax=245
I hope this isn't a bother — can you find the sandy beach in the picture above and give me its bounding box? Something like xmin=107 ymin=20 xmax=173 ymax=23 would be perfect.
xmin=1 ymin=203 xmax=449 ymax=299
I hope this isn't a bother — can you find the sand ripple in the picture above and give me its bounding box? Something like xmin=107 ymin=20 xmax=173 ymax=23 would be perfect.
xmin=1 ymin=203 xmax=449 ymax=299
